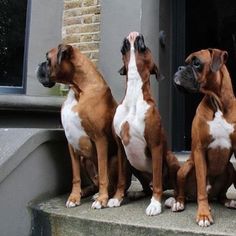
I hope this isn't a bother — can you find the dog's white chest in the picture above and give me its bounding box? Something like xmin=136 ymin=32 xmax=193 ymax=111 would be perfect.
xmin=61 ymin=89 xmax=88 ymax=150
xmin=114 ymin=47 xmax=152 ymax=173
xmin=207 ymin=110 xmax=234 ymax=149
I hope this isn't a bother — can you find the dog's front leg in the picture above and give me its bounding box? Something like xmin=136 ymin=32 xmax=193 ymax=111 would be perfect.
xmin=194 ymin=148 xmax=213 ymax=227
xmin=66 ymin=144 xmax=82 ymax=208
xmin=108 ymin=137 xmax=130 ymax=207
xmin=146 ymin=144 xmax=163 ymax=216
xmin=92 ymin=136 xmax=109 ymax=209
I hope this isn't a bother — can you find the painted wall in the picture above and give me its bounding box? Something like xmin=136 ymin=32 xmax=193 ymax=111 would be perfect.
xmin=99 ymin=0 xmax=160 ymax=102
xmin=26 ymin=0 xmax=64 ymax=96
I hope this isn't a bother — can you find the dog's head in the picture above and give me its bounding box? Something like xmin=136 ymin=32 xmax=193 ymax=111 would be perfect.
xmin=119 ymin=32 xmax=163 ymax=82
xmin=36 ymin=44 xmax=75 ymax=88
xmin=174 ymin=48 xmax=228 ymax=93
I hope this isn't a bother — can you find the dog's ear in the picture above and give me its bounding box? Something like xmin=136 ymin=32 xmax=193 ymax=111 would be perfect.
xmin=118 ymin=66 xmax=127 ymax=76
xmin=57 ymin=44 xmax=73 ymax=65
xmin=151 ymin=64 xmax=165 ymax=81
xmin=209 ymin=48 xmax=228 ymax=73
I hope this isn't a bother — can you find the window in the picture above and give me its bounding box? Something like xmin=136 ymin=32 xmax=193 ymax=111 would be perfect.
xmin=0 ymin=0 xmax=29 ymax=94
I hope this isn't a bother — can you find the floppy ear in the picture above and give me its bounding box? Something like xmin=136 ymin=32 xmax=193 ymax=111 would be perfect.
xmin=118 ymin=66 xmax=127 ymax=76
xmin=209 ymin=48 xmax=228 ymax=72
xmin=151 ymin=64 xmax=165 ymax=81
xmin=57 ymin=44 xmax=73 ymax=65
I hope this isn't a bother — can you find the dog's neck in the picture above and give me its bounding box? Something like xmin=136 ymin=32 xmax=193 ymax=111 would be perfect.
xmin=124 ymin=48 xmax=155 ymax=105
xmin=71 ymin=49 xmax=107 ymax=93
xmin=202 ymin=65 xmax=235 ymax=113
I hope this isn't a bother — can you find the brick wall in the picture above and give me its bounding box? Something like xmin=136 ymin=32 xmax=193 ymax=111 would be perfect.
xmin=62 ymin=0 xmax=101 ymax=65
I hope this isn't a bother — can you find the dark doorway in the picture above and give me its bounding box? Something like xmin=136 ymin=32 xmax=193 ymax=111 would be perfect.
xmin=178 ymin=0 xmax=236 ymax=150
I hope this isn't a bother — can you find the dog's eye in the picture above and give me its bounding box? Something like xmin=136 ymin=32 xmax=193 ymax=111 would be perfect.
xmin=46 ymin=58 xmax=51 ymax=66
xmin=192 ymin=58 xmax=202 ymax=70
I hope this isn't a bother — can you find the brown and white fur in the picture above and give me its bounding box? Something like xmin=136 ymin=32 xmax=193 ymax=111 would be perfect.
xmin=37 ymin=44 xmax=130 ymax=209
xmin=171 ymin=48 xmax=236 ymax=227
xmin=108 ymin=32 xmax=180 ymax=215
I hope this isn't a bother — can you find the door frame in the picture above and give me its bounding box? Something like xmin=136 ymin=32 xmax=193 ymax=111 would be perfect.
xmin=171 ymin=0 xmax=186 ymax=151
xmin=159 ymin=0 xmax=186 ymax=151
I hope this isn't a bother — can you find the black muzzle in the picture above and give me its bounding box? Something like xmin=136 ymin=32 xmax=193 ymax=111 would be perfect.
xmin=36 ymin=62 xmax=56 ymax=88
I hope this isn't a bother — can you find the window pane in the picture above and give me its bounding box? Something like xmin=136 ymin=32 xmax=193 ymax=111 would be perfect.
xmin=0 ymin=0 xmax=28 ymax=87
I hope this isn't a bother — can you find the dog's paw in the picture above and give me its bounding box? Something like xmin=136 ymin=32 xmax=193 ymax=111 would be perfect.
xmin=196 ymin=207 xmax=213 ymax=227
xmin=66 ymin=197 xmax=80 ymax=208
xmin=107 ymin=198 xmax=122 ymax=208
xmin=91 ymin=195 xmax=108 ymax=209
xmin=91 ymin=200 xmax=102 ymax=209
xmin=145 ymin=197 xmax=162 ymax=216
xmin=66 ymin=200 xmax=80 ymax=208
xmin=165 ymin=197 xmax=185 ymax=212
xmin=225 ymin=199 xmax=236 ymax=209
xmin=164 ymin=197 xmax=176 ymax=208
xmin=197 ymin=219 xmax=212 ymax=227
xmin=172 ymin=201 xmax=185 ymax=212
xmin=66 ymin=194 xmax=81 ymax=208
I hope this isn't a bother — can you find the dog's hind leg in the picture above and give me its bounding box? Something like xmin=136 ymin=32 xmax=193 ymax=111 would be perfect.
xmin=165 ymin=158 xmax=194 ymax=212
xmin=165 ymin=150 xmax=180 ymax=195
xmin=108 ymin=137 xmax=132 ymax=208
xmin=219 ymin=162 xmax=236 ymax=209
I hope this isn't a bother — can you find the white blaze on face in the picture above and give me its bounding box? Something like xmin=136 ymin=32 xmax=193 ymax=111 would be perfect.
xmin=207 ymin=110 xmax=234 ymax=149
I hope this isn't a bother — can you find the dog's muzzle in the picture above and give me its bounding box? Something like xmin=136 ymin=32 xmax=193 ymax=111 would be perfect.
xmin=134 ymin=34 xmax=147 ymax=53
xmin=174 ymin=66 xmax=200 ymax=93
xmin=121 ymin=34 xmax=147 ymax=55
xmin=36 ymin=62 xmax=56 ymax=88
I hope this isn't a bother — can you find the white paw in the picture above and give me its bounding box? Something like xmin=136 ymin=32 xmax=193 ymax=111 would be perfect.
xmin=225 ymin=199 xmax=236 ymax=209
xmin=107 ymin=198 xmax=122 ymax=208
xmin=91 ymin=200 xmax=102 ymax=209
xmin=145 ymin=197 xmax=162 ymax=216
xmin=198 ymin=219 xmax=211 ymax=227
xmin=172 ymin=201 xmax=185 ymax=212
xmin=164 ymin=197 xmax=176 ymax=208
xmin=66 ymin=200 xmax=80 ymax=208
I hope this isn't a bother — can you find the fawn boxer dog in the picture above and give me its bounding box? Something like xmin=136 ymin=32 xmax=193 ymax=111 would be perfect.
xmin=107 ymin=32 xmax=180 ymax=216
xmin=37 ymin=44 xmax=130 ymax=209
xmin=170 ymin=48 xmax=236 ymax=227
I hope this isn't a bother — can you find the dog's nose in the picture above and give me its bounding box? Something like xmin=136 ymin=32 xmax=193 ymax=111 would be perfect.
xmin=127 ymin=32 xmax=139 ymax=44
xmin=178 ymin=66 xmax=185 ymax=71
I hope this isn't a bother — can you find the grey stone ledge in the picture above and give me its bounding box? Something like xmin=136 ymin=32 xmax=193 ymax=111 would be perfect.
xmin=0 ymin=94 xmax=65 ymax=113
xmin=0 ymin=128 xmax=66 ymax=184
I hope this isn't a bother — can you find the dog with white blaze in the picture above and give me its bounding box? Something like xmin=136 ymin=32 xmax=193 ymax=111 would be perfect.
xmin=171 ymin=48 xmax=236 ymax=227
xmin=37 ymin=44 xmax=131 ymax=210
xmin=108 ymin=32 xmax=180 ymax=216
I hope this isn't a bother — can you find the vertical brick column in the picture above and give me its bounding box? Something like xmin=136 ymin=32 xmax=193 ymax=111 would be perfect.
xmin=62 ymin=0 xmax=101 ymax=66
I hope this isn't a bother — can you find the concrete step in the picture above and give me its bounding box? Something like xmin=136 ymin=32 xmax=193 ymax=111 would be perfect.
xmin=30 ymin=181 xmax=236 ymax=236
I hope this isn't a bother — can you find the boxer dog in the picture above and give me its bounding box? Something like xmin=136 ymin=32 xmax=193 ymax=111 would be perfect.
xmin=107 ymin=32 xmax=180 ymax=216
xmin=171 ymin=48 xmax=236 ymax=227
xmin=37 ymin=44 xmax=130 ymax=209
